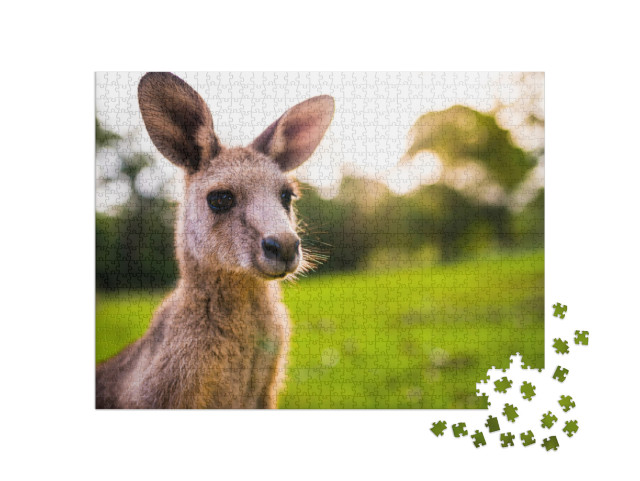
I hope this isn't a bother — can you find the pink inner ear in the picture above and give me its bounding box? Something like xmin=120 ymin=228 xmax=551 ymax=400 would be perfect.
xmin=285 ymin=118 xmax=324 ymax=154
xmin=250 ymin=95 xmax=334 ymax=172
xmin=275 ymin=97 xmax=334 ymax=171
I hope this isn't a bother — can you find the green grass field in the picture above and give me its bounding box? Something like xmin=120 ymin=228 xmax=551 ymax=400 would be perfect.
xmin=96 ymin=249 xmax=544 ymax=408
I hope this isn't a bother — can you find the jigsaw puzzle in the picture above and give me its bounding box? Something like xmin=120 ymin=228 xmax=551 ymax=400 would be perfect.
xmin=471 ymin=430 xmax=487 ymax=448
xmin=485 ymin=415 xmax=501 ymax=433
xmin=500 ymin=432 xmax=515 ymax=447
xmin=541 ymin=411 xmax=558 ymax=429
xmin=574 ymin=330 xmax=589 ymax=345
xmin=552 ymin=366 xmax=569 ymax=383
xmin=520 ymin=430 xmax=536 ymax=447
xmin=558 ymin=395 xmax=576 ymax=412
xmin=520 ymin=381 xmax=536 ymax=401
xmin=502 ymin=403 xmax=519 ymax=422
xmin=563 ymin=420 xmax=579 ymax=438
xmin=552 ymin=303 xmax=567 ymax=318
xmin=452 ymin=423 xmax=468 ymax=437
xmin=552 ymin=338 xmax=570 ymax=355
xmin=431 ymin=421 xmax=447 ymax=436
xmin=495 ymin=377 xmax=513 ymax=393
xmin=541 ymin=436 xmax=559 ymax=451
xmin=95 ymin=72 xmax=544 ymax=409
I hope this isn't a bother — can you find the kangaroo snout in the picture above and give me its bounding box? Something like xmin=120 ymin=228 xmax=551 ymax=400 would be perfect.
xmin=260 ymin=234 xmax=300 ymax=276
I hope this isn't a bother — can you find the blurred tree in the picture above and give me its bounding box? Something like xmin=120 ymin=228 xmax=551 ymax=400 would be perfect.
xmin=398 ymin=105 xmax=542 ymax=261
xmin=96 ymin=119 xmax=178 ymax=289
xmin=403 ymin=105 xmax=537 ymax=192
xmin=96 ymin=118 xmax=120 ymax=149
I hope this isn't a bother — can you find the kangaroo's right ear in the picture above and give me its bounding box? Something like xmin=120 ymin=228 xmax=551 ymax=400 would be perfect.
xmin=138 ymin=72 xmax=220 ymax=172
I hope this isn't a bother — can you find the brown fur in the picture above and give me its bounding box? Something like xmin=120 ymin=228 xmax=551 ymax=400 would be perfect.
xmin=96 ymin=72 xmax=334 ymax=408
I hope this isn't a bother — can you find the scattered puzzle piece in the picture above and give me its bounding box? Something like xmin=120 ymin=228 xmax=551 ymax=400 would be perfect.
xmin=552 ymin=366 xmax=569 ymax=383
xmin=520 ymin=381 xmax=536 ymax=401
xmin=430 ymin=420 xmax=447 ymax=436
xmin=485 ymin=415 xmax=501 ymax=433
xmin=553 ymin=338 xmax=569 ymax=354
xmin=541 ymin=411 xmax=558 ymax=429
xmin=452 ymin=423 xmax=468 ymax=438
xmin=553 ymin=303 xmax=567 ymax=318
xmin=574 ymin=330 xmax=589 ymax=345
xmin=471 ymin=430 xmax=486 ymax=448
xmin=500 ymin=432 xmax=515 ymax=447
xmin=494 ymin=376 xmax=513 ymax=393
xmin=520 ymin=430 xmax=536 ymax=447
xmin=502 ymin=403 xmax=519 ymax=422
xmin=542 ymin=436 xmax=559 ymax=451
xmin=558 ymin=395 xmax=576 ymax=412
xmin=563 ymin=420 xmax=579 ymax=437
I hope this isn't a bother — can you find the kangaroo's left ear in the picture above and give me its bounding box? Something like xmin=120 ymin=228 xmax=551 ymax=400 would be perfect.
xmin=250 ymin=95 xmax=335 ymax=172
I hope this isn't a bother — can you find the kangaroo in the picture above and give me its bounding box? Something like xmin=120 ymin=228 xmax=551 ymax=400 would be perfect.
xmin=96 ymin=72 xmax=334 ymax=408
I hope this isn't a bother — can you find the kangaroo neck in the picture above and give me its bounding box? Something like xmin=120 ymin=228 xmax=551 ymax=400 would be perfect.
xmin=179 ymin=264 xmax=274 ymax=323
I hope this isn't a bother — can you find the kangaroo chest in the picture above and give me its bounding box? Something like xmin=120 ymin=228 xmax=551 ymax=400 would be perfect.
xmin=198 ymin=296 xmax=288 ymax=408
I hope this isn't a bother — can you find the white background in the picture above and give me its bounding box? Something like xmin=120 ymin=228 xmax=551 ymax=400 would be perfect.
xmin=1 ymin=1 xmax=639 ymax=480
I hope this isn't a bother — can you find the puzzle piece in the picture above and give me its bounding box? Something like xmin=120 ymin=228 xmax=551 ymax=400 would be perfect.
xmin=520 ymin=430 xmax=536 ymax=447
xmin=574 ymin=330 xmax=589 ymax=345
xmin=452 ymin=423 xmax=468 ymax=438
xmin=430 ymin=420 xmax=447 ymax=436
xmin=476 ymin=392 xmax=491 ymax=408
xmin=542 ymin=436 xmax=559 ymax=451
xmin=541 ymin=411 xmax=558 ymax=429
xmin=553 ymin=338 xmax=569 ymax=355
xmin=494 ymin=376 xmax=513 ymax=393
xmin=558 ymin=395 xmax=576 ymax=412
xmin=563 ymin=420 xmax=579 ymax=437
xmin=502 ymin=403 xmax=519 ymax=422
xmin=552 ymin=366 xmax=569 ymax=383
xmin=500 ymin=432 xmax=515 ymax=447
xmin=552 ymin=303 xmax=567 ymax=318
xmin=485 ymin=415 xmax=501 ymax=433
xmin=471 ymin=430 xmax=486 ymax=448
xmin=520 ymin=381 xmax=536 ymax=401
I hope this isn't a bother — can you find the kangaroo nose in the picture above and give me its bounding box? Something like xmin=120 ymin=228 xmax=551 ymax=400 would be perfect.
xmin=262 ymin=236 xmax=300 ymax=264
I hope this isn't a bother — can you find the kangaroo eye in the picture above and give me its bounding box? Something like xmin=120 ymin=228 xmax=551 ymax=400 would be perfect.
xmin=207 ymin=190 xmax=235 ymax=213
xmin=280 ymin=189 xmax=295 ymax=210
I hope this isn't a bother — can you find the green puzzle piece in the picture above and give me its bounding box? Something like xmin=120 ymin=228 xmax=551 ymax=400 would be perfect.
xmin=541 ymin=411 xmax=558 ymax=429
xmin=485 ymin=415 xmax=500 ymax=433
xmin=553 ymin=338 xmax=569 ymax=354
xmin=552 ymin=366 xmax=569 ymax=382
xmin=558 ymin=395 xmax=576 ymax=412
xmin=500 ymin=432 xmax=515 ymax=447
xmin=452 ymin=423 xmax=468 ymax=438
xmin=477 ymin=392 xmax=490 ymax=408
xmin=520 ymin=430 xmax=536 ymax=446
xmin=521 ymin=381 xmax=536 ymax=401
xmin=503 ymin=403 xmax=519 ymax=422
xmin=553 ymin=303 xmax=567 ymax=318
xmin=431 ymin=420 xmax=447 ymax=436
xmin=542 ymin=436 xmax=559 ymax=451
xmin=575 ymin=330 xmax=589 ymax=345
xmin=471 ymin=430 xmax=486 ymax=448
xmin=494 ymin=376 xmax=513 ymax=393
xmin=563 ymin=420 xmax=579 ymax=437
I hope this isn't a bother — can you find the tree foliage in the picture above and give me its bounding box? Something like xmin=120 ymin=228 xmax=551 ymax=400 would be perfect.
xmin=404 ymin=105 xmax=536 ymax=192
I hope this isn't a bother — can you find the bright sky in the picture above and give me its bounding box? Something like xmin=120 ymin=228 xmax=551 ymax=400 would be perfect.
xmin=96 ymin=72 xmax=544 ymax=212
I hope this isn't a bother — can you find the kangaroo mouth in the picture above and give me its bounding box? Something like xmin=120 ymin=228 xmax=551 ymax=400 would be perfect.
xmin=253 ymin=257 xmax=299 ymax=280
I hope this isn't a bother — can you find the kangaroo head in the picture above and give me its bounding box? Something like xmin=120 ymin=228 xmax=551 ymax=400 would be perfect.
xmin=138 ymin=72 xmax=334 ymax=280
